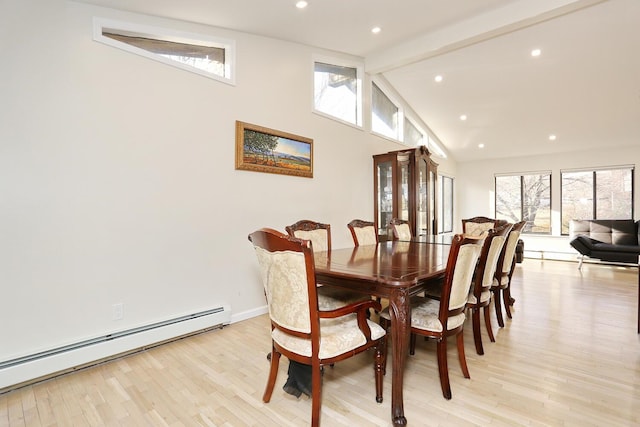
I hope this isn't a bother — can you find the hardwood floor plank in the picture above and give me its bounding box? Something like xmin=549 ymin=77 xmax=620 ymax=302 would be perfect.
xmin=1 ymin=260 xmax=639 ymax=426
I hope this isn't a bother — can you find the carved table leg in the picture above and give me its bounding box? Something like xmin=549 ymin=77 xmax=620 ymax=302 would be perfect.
xmin=388 ymin=289 xmax=410 ymax=426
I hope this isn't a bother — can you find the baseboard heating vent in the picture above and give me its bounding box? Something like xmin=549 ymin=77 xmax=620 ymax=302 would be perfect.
xmin=0 ymin=305 xmax=231 ymax=392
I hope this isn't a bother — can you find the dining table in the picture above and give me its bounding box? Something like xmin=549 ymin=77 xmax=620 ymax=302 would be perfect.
xmin=314 ymin=238 xmax=451 ymax=426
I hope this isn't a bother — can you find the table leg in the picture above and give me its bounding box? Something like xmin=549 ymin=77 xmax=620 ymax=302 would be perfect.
xmin=388 ymin=289 xmax=410 ymax=426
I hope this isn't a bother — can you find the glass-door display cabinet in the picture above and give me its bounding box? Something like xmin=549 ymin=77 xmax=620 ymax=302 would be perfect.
xmin=373 ymin=146 xmax=438 ymax=240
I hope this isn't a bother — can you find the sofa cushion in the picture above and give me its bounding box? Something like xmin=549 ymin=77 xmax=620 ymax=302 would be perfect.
xmin=588 ymin=219 xmax=637 ymax=245
xmin=592 ymin=242 xmax=640 ymax=254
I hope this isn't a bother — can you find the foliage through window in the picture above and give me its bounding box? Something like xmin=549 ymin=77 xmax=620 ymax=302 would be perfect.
xmin=561 ymin=166 xmax=634 ymax=234
xmin=93 ymin=18 xmax=235 ymax=84
xmin=495 ymin=173 xmax=551 ymax=234
xmin=313 ymin=61 xmax=360 ymax=126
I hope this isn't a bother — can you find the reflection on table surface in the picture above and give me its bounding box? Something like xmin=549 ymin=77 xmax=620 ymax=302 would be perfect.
xmin=410 ymin=234 xmax=455 ymax=245
xmin=315 ymin=240 xmax=450 ymax=283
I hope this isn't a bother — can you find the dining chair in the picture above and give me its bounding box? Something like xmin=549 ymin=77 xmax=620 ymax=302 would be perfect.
xmin=461 ymin=216 xmax=499 ymax=237
xmin=466 ymin=222 xmax=512 ymax=355
xmin=286 ymin=219 xmax=370 ymax=310
xmin=492 ymin=220 xmax=526 ymax=327
xmin=347 ymin=219 xmax=378 ymax=246
xmin=378 ymin=233 xmax=484 ymax=399
xmin=389 ymin=218 xmax=412 ymax=241
xmin=248 ymin=228 xmax=386 ymax=427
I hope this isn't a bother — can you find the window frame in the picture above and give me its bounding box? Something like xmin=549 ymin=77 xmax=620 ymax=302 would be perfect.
xmin=495 ymin=171 xmax=552 ymax=235
xmin=93 ymin=17 xmax=236 ymax=85
xmin=438 ymin=174 xmax=454 ymax=234
xmin=312 ymin=56 xmax=363 ymax=128
xmin=370 ymin=80 xmax=400 ymax=140
xmin=560 ymin=165 xmax=634 ymax=235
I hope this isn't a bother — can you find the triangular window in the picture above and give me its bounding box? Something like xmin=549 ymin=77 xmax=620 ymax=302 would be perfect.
xmin=94 ymin=18 xmax=235 ymax=85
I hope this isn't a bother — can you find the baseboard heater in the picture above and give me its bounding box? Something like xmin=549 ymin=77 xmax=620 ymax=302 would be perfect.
xmin=0 ymin=305 xmax=231 ymax=393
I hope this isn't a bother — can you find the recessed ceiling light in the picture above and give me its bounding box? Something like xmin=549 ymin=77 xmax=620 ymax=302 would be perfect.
xmin=478 ymin=143 xmax=485 ymax=148
xmin=295 ymin=1 xmax=308 ymax=9
xmin=549 ymin=134 xmax=557 ymax=141
xmin=460 ymin=114 xmax=467 ymax=121
xmin=531 ymin=48 xmax=541 ymax=57
xmin=371 ymin=26 xmax=382 ymax=34
xmin=434 ymin=75 xmax=443 ymax=83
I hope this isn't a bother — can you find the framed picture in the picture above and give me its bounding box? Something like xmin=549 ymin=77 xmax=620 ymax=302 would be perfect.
xmin=235 ymin=121 xmax=313 ymax=178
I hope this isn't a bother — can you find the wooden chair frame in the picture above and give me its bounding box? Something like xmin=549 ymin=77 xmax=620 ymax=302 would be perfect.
xmin=249 ymin=228 xmax=385 ymax=427
xmin=389 ymin=218 xmax=412 ymax=241
xmin=347 ymin=219 xmax=378 ymax=246
xmin=492 ymin=220 xmax=526 ymax=327
xmin=467 ymin=223 xmax=512 ymax=355
xmin=380 ymin=233 xmax=484 ymax=399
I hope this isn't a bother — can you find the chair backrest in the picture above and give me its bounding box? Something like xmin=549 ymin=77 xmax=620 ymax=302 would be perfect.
xmin=285 ymin=220 xmax=331 ymax=253
xmin=462 ymin=216 xmax=499 ymax=237
xmin=248 ymin=228 xmax=317 ymax=336
xmin=496 ymin=220 xmax=526 ymax=282
xmin=440 ymin=234 xmax=485 ymax=318
xmin=390 ymin=218 xmax=412 ymax=241
xmin=347 ymin=219 xmax=378 ymax=246
xmin=472 ymin=223 xmax=512 ymax=296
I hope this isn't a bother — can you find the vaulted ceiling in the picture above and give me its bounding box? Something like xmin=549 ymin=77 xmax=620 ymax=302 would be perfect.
xmin=78 ymin=0 xmax=640 ymax=162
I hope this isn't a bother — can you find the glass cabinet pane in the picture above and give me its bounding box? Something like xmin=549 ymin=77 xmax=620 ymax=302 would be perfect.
xmin=373 ymin=146 xmax=438 ymax=240
xmin=429 ymin=170 xmax=436 ymax=234
xmin=417 ymin=158 xmax=427 ymax=235
xmin=377 ymin=160 xmax=393 ymax=235
xmin=399 ymin=159 xmax=409 ymax=221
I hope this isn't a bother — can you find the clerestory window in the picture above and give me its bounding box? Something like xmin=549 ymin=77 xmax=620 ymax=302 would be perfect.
xmin=93 ymin=18 xmax=235 ymax=85
xmin=313 ymin=59 xmax=362 ymax=126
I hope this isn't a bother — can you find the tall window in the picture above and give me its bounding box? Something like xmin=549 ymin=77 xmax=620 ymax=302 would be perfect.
xmin=561 ymin=166 xmax=634 ymax=234
xmin=313 ymin=61 xmax=361 ymax=126
xmin=371 ymin=82 xmax=399 ymax=139
xmin=439 ymin=175 xmax=453 ymax=233
xmin=93 ymin=18 xmax=235 ymax=85
xmin=495 ymin=172 xmax=551 ymax=234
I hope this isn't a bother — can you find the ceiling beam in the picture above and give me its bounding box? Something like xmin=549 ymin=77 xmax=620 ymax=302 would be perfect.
xmin=364 ymin=0 xmax=608 ymax=74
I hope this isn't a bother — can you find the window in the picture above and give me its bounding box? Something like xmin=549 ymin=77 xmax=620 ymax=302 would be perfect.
xmin=371 ymin=82 xmax=399 ymax=139
xmin=427 ymin=135 xmax=447 ymax=159
xmin=495 ymin=172 xmax=551 ymax=234
xmin=561 ymin=166 xmax=634 ymax=234
xmin=438 ymin=175 xmax=454 ymax=233
xmin=93 ymin=18 xmax=235 ymax=84
xmin=404 ymin=118 xmax=424 ymax=146
xmin=313 ymin=60 xmax=361 ymax=126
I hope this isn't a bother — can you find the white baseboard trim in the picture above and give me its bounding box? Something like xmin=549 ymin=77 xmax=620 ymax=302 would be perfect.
xmin=0 ymin=305 xmax=231 ymax=392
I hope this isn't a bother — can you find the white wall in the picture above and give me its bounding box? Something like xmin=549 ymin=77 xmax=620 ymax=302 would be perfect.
xmin=2 ymin=0 xmax=460 ymax=364
xmin=455 ymin=145 xmax=640 ymax=258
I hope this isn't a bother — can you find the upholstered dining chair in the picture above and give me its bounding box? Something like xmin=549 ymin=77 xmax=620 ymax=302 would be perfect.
xmin=462 ymin=216 xmax=499 ymax=237
xmin=286 ymin=220 xmax=370 ymax=310
xmin=248 ymin=228 xmax=386 ymax=427
xmin=347 ymin=219 xmax=378 ymax=246
xmin=492 ymin=220 xmax=526 ymax=327
xmin=389 ymin=218 xmax=412 ymax=241
xmin=378 ymin=233 xmax=484 ymax=399
xmin=466 ymin=223 xmax=512 ymax=355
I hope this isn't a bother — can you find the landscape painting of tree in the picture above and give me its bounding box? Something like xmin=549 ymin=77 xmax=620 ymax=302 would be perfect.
xmin=235 ymin=121 xmax=313 ymax=178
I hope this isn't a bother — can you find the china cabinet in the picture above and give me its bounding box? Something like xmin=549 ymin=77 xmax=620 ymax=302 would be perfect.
xmin=373 ymin=146 xmax=438 ymax=239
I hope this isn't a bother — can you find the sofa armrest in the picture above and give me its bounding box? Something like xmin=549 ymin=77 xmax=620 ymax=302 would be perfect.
xmin=570 ymin=235 xmax=596 ymax=256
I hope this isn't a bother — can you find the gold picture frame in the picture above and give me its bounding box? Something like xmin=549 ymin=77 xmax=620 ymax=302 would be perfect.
xmin=235 ymin=121 xmax=313 ymax=178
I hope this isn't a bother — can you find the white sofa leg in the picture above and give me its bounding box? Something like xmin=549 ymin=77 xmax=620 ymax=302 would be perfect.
xmin=578 ymin=255 xmax=584 ymax=270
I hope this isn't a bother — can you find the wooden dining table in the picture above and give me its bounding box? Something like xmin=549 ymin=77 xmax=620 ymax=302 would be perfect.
xmin=314 ymin=239 xmax=451 ymax=426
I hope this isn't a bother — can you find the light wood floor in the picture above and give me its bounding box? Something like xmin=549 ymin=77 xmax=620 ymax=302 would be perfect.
xmin=2 ymin=260 xmax=639 ymax=426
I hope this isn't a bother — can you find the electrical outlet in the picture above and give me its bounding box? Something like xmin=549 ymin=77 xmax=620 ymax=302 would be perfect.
xmin=112 ymin=303 xmax=124 ymax=320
